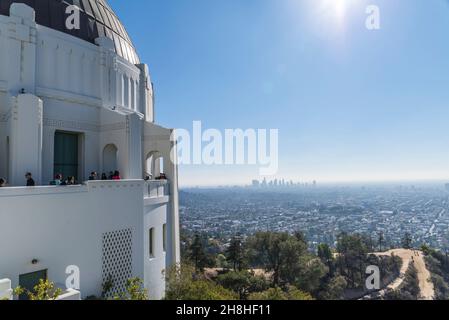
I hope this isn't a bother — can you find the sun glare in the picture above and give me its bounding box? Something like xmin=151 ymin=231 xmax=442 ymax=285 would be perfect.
xmin=315 ymin=0 xmax=357 ymax=28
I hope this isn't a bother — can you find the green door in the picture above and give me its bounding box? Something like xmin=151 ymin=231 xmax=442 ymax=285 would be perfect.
xmin=54 ymin=132 xmax=79 ymax=181
xmin=19 ymin=270 xmax=48 ymax=300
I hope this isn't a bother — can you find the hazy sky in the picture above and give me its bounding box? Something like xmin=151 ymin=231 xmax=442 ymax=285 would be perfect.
xmin=110 ymin=0 xmax=449 ymax=186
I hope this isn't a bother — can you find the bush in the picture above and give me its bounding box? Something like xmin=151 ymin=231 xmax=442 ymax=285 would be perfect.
xmin=165 ymin=264 xmax=237 ymax=300
xmin=248 ymin=286 xmax=313 ymax=301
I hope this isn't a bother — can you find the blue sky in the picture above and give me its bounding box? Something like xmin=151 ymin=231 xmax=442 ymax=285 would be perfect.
xmin=110 ymin=0 xmax=449 ymax=186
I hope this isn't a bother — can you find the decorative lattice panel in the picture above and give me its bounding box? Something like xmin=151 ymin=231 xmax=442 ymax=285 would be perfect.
xmin=101 ymin=229 xmax=133 ymax=298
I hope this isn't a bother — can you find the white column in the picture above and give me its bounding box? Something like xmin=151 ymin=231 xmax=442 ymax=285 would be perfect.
xmin=165 ymin=134 xmax=181 ymax=265
xmin=6 ymin=3 xmax=37 ymax=95
xmin=137 ymin=64 xmax=154 ymax=123
xmin=95 ymin=36 xmax=116 ymax=109
xmin=126 ymin=113 xmax=143 ymax=179
xmin=9 ymin=94 xmax=43 ymax=186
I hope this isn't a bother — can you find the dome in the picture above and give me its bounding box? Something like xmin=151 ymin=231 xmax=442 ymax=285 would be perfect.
xmin=0 ymin=0 xmax=140 ymax=64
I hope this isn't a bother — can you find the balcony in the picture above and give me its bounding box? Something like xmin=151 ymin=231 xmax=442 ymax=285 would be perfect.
xmin=145 ymin=180 xmax=170 ymax=199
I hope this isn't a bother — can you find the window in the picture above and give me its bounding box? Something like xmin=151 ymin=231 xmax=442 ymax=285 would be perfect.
xmin=149 ymin=228 xmax=155 ymax=258
xmin=163 ymin=224 xmax=167 ymax=253
xmin=54 ymin=132 xmax=79 ymax=181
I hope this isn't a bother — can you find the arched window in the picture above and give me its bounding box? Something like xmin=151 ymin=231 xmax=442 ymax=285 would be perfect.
xmin=144 ymin=151 xmax=164 ymax=180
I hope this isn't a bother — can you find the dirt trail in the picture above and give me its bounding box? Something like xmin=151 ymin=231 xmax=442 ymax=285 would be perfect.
xmin=375 ymin=249 xmax=434 ymax=300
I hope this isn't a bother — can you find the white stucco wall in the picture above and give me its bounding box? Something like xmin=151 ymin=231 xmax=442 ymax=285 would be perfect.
xmin=0 ymin=180 xmax=145 ymax=299
xmin=144 ymin=202 xmax=169 ymax=300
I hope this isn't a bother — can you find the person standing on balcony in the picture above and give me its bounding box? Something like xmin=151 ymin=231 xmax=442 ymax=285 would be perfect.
xmin=89 ymin=172 xmax=98 ymax=181
xmin=66 ymin=176 xmax=76 ymax=185
xmin=25 ymin=172 xmax=35 ymax=187
xmin=112 ymin=171 xmax=121 ymax=180
xmin=50 ymin=174 xmax=63 ymax=186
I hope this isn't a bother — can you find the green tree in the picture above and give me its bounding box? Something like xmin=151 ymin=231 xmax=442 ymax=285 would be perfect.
xmin=247 ymin=286 xmax=313 ymax=301
xmin=247 ymin=232 xmax=307 ymax=286
xmin=165 ymin=264 xmax=237 ymax=300
xmin=216 ymin=271 xmax=269 ymax=300
xmin=296 ymin=257 xmax=328 ymax=294
xmin=216 ymin=254 xmax=228 ymax=269
xmin=317 ymin=243 xmax=334 ymax=274
xmin=187 ymin=234 xmax=212 ymax=271
xmin=401 ymin=233 xmax=413 ymax=249
xmin=227 ymin=236 xmax=246 ymax=271
xmin=336 ymin=233 xmax=370 ymax=288
xmin=286 ymin=286 xmax=314 ymax=300
xmin=319 ymin=275 xmax=347 ymax=300
xmin=114 ymin=278 xmax=149 ymax=300
xmin=378 ymin=232 xmax=384 ymax=252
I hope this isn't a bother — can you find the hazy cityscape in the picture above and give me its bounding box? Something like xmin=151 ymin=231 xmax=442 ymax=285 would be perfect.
xmin=180 ymin=180 xmax=449 ymax=251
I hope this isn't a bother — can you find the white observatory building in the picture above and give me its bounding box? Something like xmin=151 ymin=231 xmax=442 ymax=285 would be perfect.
xmin=0 ymin=0 xmax=180 ymax=299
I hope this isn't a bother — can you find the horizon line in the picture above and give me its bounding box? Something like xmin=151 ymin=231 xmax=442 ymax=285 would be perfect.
xmin=179 ymin=177 xmax=449 ymax=189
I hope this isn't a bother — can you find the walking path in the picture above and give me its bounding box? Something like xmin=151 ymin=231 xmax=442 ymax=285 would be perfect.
xmin=375 ymin=249 xmax=434 ymax=300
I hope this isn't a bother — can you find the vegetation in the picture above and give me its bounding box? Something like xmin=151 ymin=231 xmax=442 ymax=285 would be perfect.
xmin=113 ymin=278 xmax=149 ymax=300
xmin=421 ymin=245 xmax=449 ymax=300
xmin=178 ymin=231 xmax=403 ymax=300
xmin=216 ymin=270 xmax=269 ymax=300
xmin=185 ymin=234 xmax=215 ymax=272
xmin=401 ymin=233 xmax=413 ymax=249
xmin=14 ymin=279 xmax=62 ymax=301
xmin=247 ymin=286 xmax=313 ymax=300
xmin=165 ymin=264 xmax=238 ymax=300
xmin=246 ymin=231 xmax=308 ymax=286
xmin=226 ymin=236 xmax=246 ymax=271
xmin=384 ymin=264 xmax=420 ymax=300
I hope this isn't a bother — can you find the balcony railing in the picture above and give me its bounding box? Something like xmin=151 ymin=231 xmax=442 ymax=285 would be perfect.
xmin=145 ymin=180 xmax=169 ymax=199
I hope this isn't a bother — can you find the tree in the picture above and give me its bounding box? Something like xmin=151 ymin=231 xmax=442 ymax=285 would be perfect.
xmin=114 ymin=278 xmax=149 ymax=300
xmin=336 ymin=233 xmax=370 ymax=288
xmin=187 ymin=234 xmax=212 ymax=271
xmin=319 ymin=275 xmax=347 ymax=300
xmin=296 ymin=257 xmax=328 ymax=294
xmin=165 ymin=264 xmax=237 ymax=300
xmin=377 ymin=232 xmax=384 ymax=252
xmin=216 ymin=254 xmax=228 ymax=269
xmin=247 ymin=286 xmax=313 ymax=301
xmin=286 ymin=286 xmax=314 ymax=300
xmin=401 ymin=233 xmax=413 ymax=249
xmin=227 ymin=236 xmax=246 ymax=271
xmin=216 ymin=271 xmax=269 ymax=300
xmin=247 ymin=232 xmax=307 ymax=286
xmin=317 ymin=243 xmax=334 ymax=275
xmin=248 ymin=287 xmax=288 ymax=300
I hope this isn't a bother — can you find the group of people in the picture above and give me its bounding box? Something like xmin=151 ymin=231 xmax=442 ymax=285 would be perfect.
xmin=0 ymin=172 xmax=35 ymax=188
xmin=88 ymin=171 xmax=121 ymax=181
xmin=49 ymin=174 xmax=77 ymax=186
xmin=0 ymin=170 xmax=156 ymax=188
